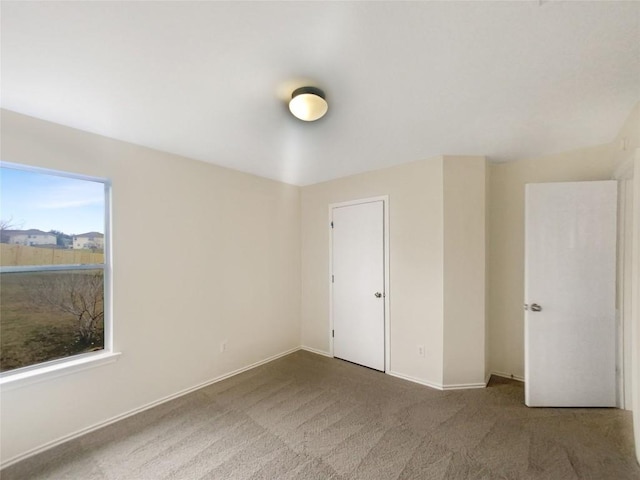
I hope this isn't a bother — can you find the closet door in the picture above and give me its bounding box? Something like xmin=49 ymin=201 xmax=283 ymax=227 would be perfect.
xmin=332 ymin=200 xmax=385 ymax=371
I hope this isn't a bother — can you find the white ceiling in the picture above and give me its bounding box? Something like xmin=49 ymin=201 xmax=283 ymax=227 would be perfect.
xmin=1 ymin=1 xmax=638 ymax=186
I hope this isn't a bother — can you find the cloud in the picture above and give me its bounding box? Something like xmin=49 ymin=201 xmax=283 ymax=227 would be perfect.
xmin=34 ymin=181 xmax=104 ymax=210
xmin=38 ymin=197 xmax=103 ymax=209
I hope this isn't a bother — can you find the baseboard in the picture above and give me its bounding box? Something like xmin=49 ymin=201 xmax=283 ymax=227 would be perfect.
xmin=442 ymin=382 xmax=487 ymax=391
xmin=0 ymin=346 xmax=300 ymax=469
xmin=388 ymin=370 xmax=491 ymax=391
xmin=491 ymin=370 xmax=525 ymax=383
xmin=302 ymin=351 xmax=487 ymax=391
xmin=299 ymin=345 xmax=332 ymax=357
xmin=387 ymin=370 xmax=444 ymax=390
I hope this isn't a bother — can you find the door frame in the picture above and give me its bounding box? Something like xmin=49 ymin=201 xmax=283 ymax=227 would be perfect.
xmin=329 ymin=195 xmax=390 ymax=372
xmin=613 ymin=149 xmax=640 ymax=411
xmin=616 ymin=178 xmax=633 ymax=409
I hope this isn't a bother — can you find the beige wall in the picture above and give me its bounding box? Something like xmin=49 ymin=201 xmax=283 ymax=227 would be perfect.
xmin=611 ymin=102 xmax=640 ymax=463
xmin=301 ymin=158 xmax=445 ymax=386
xmin=443 ymin=156 xmax=487 ymax=386
xmin=613 ymin=102 xmax=640 ymax=155
xmin=633 ymin=153 xmax=640 ymax=464
xmin=0 ymin=110 xmax=301 ymax=464
xmin=485 ymin=165 xmax=492 ymax=381
xmin=301 ymin=155 xmax=488 ymax=388
xmin=489 ymin=102 xmax=640 ymax=382
xmin=4 ymin=100 xmax=639 ymax=464
xmin=488 ymin=146 xmax=616 ymax=380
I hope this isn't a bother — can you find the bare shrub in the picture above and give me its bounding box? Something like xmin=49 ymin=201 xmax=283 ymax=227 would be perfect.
xmin=28 ymin=271 xmax=104 ymax=347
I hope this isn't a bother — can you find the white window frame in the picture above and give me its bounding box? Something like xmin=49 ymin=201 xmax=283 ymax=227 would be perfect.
xmin=0 ymin=162 xmax=119 ymax=390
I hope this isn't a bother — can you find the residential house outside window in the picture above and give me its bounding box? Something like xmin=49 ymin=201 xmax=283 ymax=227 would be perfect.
xmin=0 ymin=163 xmax=111 ymax=375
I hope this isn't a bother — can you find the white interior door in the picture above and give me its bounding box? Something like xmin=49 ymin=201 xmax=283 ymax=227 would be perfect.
xmin=332 ymin=200 xmax=385 ymax=371
xmin=525 ymin=181 xmax=617 ymax=407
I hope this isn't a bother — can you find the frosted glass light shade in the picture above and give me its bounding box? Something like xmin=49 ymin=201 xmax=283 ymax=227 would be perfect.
xmin=289 ymin=87 xmax=328 ymax=121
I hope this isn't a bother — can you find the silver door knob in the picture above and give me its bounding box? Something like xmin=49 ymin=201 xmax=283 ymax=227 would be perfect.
xmin=374 ymin=292 xmax=382 ymax=298
xmin=530 ymin=303 xmax=542 ymax=312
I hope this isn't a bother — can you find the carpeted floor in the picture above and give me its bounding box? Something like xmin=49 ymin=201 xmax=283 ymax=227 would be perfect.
xmin=2 ymin=350 xmax=639 ymax=479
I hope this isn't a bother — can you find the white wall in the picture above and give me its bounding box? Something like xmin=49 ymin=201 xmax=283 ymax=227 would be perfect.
xmin=0 ymin=110 xmax=302 ymax=464
xmin=443 ymin=156 xmax=487 ymax=386
xmin=9 ymin=233 xmax=56 ymax=246
xmin=301 ymin=157 xmax=445 ymax=387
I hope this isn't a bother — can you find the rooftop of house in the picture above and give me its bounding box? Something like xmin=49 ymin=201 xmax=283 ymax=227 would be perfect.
xmin=2 ymin=229 xmax=54 ymax=236
xmin=74 ymin=232 xmax=104 ymax=238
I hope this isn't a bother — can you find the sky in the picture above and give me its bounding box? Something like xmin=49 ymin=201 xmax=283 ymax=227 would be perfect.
xmin=0 ymin=166 xmax=105 ymax=235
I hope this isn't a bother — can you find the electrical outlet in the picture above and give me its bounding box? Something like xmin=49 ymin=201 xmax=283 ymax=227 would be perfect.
xmin=220 ymin=340 xmax=227 ymax=353
xmin=418 ymin=345 xmax=425 ymax=357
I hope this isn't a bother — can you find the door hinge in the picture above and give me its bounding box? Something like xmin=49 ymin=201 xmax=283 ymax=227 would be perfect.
xmin=332 ymin=329 xmax=334 ymax=338
xmin=332 ymin=275 xmax=334 ymax=283
xmin=330 ymin=221 xmax=334 ymax=228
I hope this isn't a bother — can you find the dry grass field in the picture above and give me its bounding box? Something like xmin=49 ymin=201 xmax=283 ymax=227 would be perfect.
xmin=0 ymin=271 xmax=104 ymax=372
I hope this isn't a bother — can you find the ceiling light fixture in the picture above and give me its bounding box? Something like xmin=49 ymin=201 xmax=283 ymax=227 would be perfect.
xmin=289 ymin=86 xmax=328 ymax=122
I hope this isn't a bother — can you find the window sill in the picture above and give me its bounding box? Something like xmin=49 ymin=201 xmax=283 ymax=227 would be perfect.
xmin=0 ymin=351 xmax=122 ymax=391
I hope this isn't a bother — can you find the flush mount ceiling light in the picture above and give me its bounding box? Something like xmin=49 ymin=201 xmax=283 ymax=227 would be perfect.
xmin=289 ymin=86 xmax=328 ymax=122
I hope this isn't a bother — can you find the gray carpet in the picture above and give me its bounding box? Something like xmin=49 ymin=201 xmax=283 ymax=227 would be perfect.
xmin=2 ymin=350 xmax=639 ymax=479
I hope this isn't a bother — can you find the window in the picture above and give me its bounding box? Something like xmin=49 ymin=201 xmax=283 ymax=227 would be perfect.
xmin=0 ymin=163 xmax=111 ymax=376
